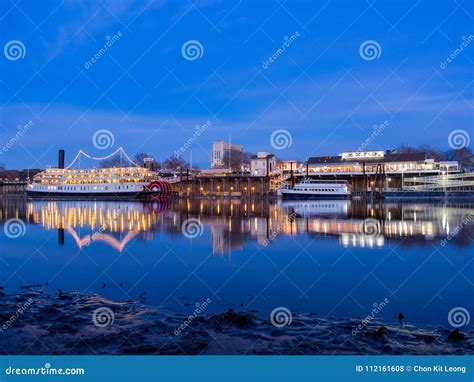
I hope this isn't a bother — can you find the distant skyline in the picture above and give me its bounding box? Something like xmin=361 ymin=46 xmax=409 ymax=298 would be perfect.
xmin=1 ymin=0 xmax=473 ymax=169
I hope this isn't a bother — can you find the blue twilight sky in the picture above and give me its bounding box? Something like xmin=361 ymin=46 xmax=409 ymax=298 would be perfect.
xmin=0 ymin=0 xmax=473 ymax=169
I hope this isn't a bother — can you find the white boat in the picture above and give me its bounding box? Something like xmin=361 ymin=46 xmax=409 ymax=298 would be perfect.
xmin=26 ymin=148 xmax=175 ymax=199
xmin=278 ymin=179 xmax=350 ymax=199
xmin=26 ymin=166 xmax=175 ymax=199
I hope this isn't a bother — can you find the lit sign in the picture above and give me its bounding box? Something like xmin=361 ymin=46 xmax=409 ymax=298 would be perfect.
xmin=341 ymin=151 xmax=384 ymax=160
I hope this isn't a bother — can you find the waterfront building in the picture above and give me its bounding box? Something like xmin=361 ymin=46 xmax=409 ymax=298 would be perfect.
xmin=277 ymin=160 xmax=303 ymax=173
xmin=250 ymin=152 xmax=277 ymax=177
xmin=211 ymin=141 xmax=243 ymax=169
xmin=299 ymin=150 xmax=467 ymax=192
xmin=200 ymin=168 xmax=233 ymax=176
xmin=0 ymin=168 xmax=42 ymax=181
xmin=306 ymin=150 xmax=459 ymax=175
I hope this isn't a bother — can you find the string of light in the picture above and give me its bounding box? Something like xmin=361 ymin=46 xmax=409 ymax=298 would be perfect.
xmin=65 ymin=147 xmax=141 ymax=169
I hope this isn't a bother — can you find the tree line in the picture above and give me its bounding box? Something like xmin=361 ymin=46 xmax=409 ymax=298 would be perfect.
xmin=100 ymin=146 xmax=473 ymax=170
xmin=397 ymin=145 xmax=473 ymax=168
xmin=100 ymin=151 xmax=254 ymax=171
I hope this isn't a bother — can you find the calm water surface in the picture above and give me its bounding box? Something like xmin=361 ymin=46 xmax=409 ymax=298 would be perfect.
xmin=1 ymin=196 xmax=473 ymax=328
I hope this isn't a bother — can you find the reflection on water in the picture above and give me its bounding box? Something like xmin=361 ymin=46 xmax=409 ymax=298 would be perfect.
xmin=279 ymin=200 xmax=474 ymax=248
xmin=2 ymin=197 xmax=472 ymax=253
xmin=0 ymin=196 xmax=473 ymax=327
xmin=27 ymin=201 xmax=170 ymax=252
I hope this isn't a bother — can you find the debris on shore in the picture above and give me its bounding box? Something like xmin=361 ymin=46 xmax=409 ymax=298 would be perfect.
xmin=0 ymin=290 xmax=472 ymax=355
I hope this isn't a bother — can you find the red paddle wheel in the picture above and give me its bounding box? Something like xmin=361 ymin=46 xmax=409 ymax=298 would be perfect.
xmin=146 ymin=180 xmax=173 ymax=198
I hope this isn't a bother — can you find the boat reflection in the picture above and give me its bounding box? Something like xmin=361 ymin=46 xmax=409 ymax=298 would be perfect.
xmin=27 ymin=200 xmax=171 ymax=252
xmin=0 ymin=197 xmax=473 ymax=253
xmin=279 ymin=200 xmax=473 ymax=248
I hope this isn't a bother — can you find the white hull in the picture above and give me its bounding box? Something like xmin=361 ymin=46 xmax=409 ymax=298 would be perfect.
xmin=25 ymin=164 xmax=175 ymax=199
xmin=27 ymin=183 xmax=147 ymax=195
xmin=278 ymin=179 xmax=350 ymax=199
xmin=279 ymin=189 xmax=350 ymax=198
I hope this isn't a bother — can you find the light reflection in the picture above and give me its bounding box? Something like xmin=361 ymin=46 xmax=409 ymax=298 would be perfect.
xmin=0 ymin=198 xmax=472 ymax=254
xmin=25 ymin=200 xmax=169 ymax=252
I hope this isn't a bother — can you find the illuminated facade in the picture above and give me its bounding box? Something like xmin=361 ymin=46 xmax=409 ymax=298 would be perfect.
xmin=25 ymin=147 xmax=174 ymax=197
xmin=211 ymin=141 xmax=243 ymax=168
xmin=250 ymin=152 xmax=277 ymax=176
xmin=306 ymin=151 xmax=459 ymax=175
xmin=277 ymin=160 xmax=303 ymax=173
xmin=27 ymin=166 xmax=157 ymax=195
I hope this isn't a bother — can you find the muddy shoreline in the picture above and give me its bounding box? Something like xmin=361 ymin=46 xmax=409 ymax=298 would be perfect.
xmin=0 ymin=290 xmax=472 ymax=355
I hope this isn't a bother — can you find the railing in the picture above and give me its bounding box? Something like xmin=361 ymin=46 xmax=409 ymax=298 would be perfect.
xmin=404 ymin=172 xmax=474 ymax=183
xmin=402 ymin=172 xmax=474 ymax=191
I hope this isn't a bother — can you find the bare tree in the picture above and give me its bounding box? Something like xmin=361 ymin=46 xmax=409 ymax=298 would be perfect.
xmin=134 ymin=152 xmax=154 ymax=165
xmin=222 ymin=150 xmax=243 ymax=172
xmin=242 ymin=151 xmax=253 ymax=165
xmin=100 ymin=157 xmax=124 ymax=168
xmin=101 ymin=152 xmax=158 ymax=168
xmin=418 ymin=145 xmax=446 ymax=161
xmin=163 ymin=155 xmax=189 ymax=170
xmin=397 ymin=145 xmax=446 ymax=161
xmin=445 ymin=147 xmax=473 ymax=169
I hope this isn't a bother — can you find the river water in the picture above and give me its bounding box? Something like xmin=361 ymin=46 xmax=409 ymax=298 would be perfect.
xmin=1 ymin=196 xmax=472 ymax=331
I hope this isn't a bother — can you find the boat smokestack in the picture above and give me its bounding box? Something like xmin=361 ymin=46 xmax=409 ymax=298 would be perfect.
xmin=58 ymin=149 xmax=65 ymax=169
